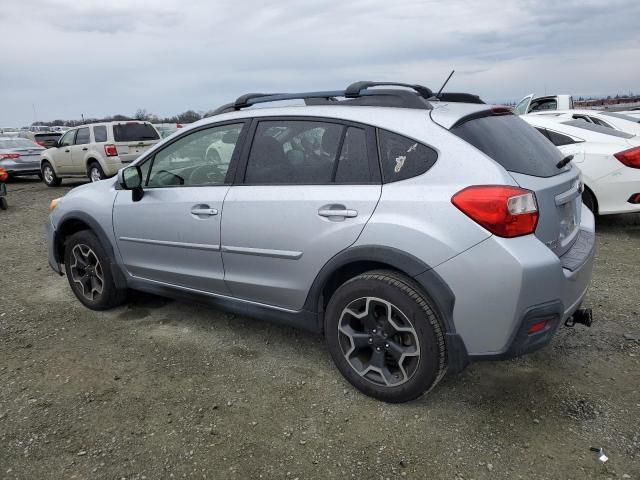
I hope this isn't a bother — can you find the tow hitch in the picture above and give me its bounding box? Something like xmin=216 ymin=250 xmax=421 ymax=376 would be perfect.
xmin=565 ymin=308 xmax=593 ymax=328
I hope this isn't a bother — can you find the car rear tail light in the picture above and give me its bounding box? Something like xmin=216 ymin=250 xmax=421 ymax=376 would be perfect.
xmin=0 ymin=167 xmax=8 ymax=182
xmin=628 ymin=193 xmax=640 ymax=204
xmin=0 ymin=153 xmax=20 ymax=160
xmin=614 ymin=146 xmax=640 ymax=168
xmin=104 ymin=144 xmax=118 ymax=156
xmin=36 ymin=140 xmax=46 ymax=146
xmin=452 ymin=185 xmax=539 ymax=238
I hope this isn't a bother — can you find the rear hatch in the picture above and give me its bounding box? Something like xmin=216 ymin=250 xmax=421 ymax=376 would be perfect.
xmin=112 ymin=122 xmax=161 ymax=162
xmin=445 ymin=110 xmax=581 ymax=257
xmin=34 ymin=132 xmax=62 ymax=148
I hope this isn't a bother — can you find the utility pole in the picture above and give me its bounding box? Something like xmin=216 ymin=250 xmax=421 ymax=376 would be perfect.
xmin=32 ymin=104 xmax=37 ymax=124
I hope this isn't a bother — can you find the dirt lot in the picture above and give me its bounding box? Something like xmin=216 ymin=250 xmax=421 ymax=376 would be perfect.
xmin=0 ymin=178 xmax=638 ymax=480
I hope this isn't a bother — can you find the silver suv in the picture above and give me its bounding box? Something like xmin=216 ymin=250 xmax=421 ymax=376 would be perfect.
xmin=46 ymin=82 xmax=595 ymax=402
xmin=40 ymin=121 xmax=160 ymax=186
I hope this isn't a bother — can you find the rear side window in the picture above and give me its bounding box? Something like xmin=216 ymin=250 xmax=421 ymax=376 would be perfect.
xmin=75 ymin=127 xmax=90 ymax=145
xmin=93 ymin=126 xmax=107 ymax=142
xmin=535 ymin=127 xmax=579 ymax=147
xmin=451 ymin=114 xmax=563 ymax=177
xmin=113 ymin=123 xmax=160 ymax=142
xmin=377 ymin=130 xmax=437 ymax=183
xmin=245 ymin=120 xmax=342 ymax=184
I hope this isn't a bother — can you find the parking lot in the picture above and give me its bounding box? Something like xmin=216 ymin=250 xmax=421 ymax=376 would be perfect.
xmin=0 ymin=178 xmax=638 ymax=479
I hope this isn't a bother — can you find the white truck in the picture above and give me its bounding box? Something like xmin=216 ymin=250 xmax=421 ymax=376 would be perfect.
xmin=514 ymin=94 xmax=574 ymax=115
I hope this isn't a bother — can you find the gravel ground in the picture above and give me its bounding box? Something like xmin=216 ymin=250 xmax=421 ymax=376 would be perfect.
xmin=0 ymin=178 xmax=639 ymax=480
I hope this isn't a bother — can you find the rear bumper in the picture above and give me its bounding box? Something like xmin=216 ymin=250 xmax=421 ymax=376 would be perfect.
xmin=0 ymin=158 xmax=41 ymax=175
xmin=434 ymin=204 xmax=595 ymax=358
xmin=591 ymin=167 xmax=640 ymax=215
xmin=102 ymin=158 xmax=126 ymax=177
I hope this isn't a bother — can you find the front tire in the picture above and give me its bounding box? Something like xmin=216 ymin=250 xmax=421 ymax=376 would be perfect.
xmin=325 ymin=270 xmax=447 ymax=403
xmin=0 ymin=197 xmax=7 ymax=210
xmin=42 ymin=162 xmax=62 ymax=187
xmin=64 ymin=230 xmax=126 ymax=310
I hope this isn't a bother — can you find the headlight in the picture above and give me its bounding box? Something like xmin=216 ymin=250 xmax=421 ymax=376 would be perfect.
xmin=49 ymin=197 xmax=62 ymax=212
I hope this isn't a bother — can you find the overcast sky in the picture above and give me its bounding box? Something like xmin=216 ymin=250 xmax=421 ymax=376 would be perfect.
xmin=1 ymin=0 xmax=638 ymax=125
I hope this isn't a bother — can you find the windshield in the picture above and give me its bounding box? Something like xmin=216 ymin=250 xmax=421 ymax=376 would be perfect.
xmin=600 ymin=111 xmax=640 ymax=124
xmin=562 ymin=120 xmax=635 ymax=138
xmin=113 ymin=123 xmax=160 ymax=142
xmin=0 ymin=138 xmax=42 ymax=149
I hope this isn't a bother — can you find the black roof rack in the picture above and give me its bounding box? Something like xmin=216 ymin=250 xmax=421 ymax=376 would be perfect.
xmin=211 ymin=81 xmax=484 ymax=115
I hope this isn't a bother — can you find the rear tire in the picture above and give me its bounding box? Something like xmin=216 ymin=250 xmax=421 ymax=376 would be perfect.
xmin=582 ymin=188 xmax=597 ymax=214
xmin=0 ymin=197 xmax=7 ymax=210
xmin=325 ymin=270 xmax=447 ymax=403
xmin=64 ymin=230 xmax=126 ymax=311
xmin=88 ymin=162 xmax=105 ymax=182
xmin=42 ymin=162 xmax=62 ymax=187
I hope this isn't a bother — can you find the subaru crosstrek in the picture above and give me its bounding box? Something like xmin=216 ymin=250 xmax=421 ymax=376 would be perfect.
xmin=46 ymin=82 xmax=595 ymax=403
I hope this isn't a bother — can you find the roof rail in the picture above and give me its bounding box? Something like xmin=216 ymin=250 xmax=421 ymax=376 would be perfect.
xmin=210 ymin=81 xmax=483 ymax=115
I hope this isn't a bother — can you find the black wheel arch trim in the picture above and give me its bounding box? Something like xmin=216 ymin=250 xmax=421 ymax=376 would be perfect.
xmin=304 ymin=245 xmax=469 ymax=373
xmin=55 ymin=211 xmax=128 ymax=289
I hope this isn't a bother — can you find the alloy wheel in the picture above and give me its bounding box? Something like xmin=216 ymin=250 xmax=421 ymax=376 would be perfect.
xmin=90 ymin=167 xmax=101 ymax=182
xmin=338 ymin=297 xmax=420 ymax=387
xmin=69 ymin=244 xmax=104 ymax=301
xmin=43 ymin=165 xmax=54 ymax=184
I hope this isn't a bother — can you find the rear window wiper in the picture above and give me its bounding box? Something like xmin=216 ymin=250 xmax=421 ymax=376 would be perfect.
xmin=556 ymin=154 xmax=573 ymax=169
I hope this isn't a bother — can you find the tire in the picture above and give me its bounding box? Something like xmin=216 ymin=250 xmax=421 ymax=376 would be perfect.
xmin=63 ymin=230 xmax=126 ymax=311
xmin=42 ymin=162 xmax=62 ymax=187
xmin=0 ymin=197 xmax=7 ymax=210
xmin=88 ymin=161 xmax=105 ymax=183
xmin=582 ymin=188 xmax=597 ymax=215
xmin=325 ymin=270 xmax=447 ymax=403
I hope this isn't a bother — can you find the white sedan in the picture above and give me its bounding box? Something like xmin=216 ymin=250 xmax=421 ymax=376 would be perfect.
xmin=526 ymin=109 xmax=640 ymax=136
xmin=521 ymin=115 xmax=640 ymax=215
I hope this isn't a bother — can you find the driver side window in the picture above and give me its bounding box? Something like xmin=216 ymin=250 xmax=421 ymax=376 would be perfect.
xmin=146 ymin=123 xmax=243 ymax=188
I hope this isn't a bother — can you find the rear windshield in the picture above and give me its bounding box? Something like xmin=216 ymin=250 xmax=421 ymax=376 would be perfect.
xmin=34 ymin=133 xmax=61 ymax=140
xmin=451 ymin=114 xmax=563 ymax=177
xmin=561 ymin=120 xmax=634 ymax=138
xmin=113 ymin=123 xmax=160 ymax=142
xmin=599 ymin=111 xmax=640 ymax=124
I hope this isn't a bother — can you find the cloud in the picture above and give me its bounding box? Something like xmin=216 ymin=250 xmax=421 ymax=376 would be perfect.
xmin=0 ymin=0 xmax=638 ymax=125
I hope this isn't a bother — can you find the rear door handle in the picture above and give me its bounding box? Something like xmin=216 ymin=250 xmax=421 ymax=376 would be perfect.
xmin=82 ymin=147 xmax=88 ymax=151
xmin=318 ymin=208 xmax=358 ymax=218
xmin=191 ymin=207 xmax=218 ymax=216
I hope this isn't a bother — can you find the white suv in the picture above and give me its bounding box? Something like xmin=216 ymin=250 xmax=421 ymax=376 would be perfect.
xmin=40 ymin=121 xmax=161 ymax=186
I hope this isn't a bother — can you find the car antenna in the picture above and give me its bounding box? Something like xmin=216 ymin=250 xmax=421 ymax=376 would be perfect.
xmin=434 ymin=70 xmax=455 ymax=99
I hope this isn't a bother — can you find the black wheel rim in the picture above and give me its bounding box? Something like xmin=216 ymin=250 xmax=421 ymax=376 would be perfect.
xmin=338 ymin=297 xmax=420 ymax=387
xmin=70 ymin=244 xmax=104 ymax=301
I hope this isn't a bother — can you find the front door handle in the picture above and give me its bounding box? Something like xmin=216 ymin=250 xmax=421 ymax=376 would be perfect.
xmin=318 ymin=207 xmax=358 ymax=218
xmin=191 ymin=207 xmax=218 ymax=216
xmin=64 ymin=149 xmax=70 ymax=152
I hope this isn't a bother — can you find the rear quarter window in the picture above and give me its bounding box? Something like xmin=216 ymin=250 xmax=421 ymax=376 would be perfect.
xmin=451 ymin=114 xmax=563 ymax=177
xmin=113 ymin=123 xmax=160 ymax=142
xmin=377 ymin=130 xmax=437 ymax=183
xmin=93 ymin=126 xmax=107 ymax=143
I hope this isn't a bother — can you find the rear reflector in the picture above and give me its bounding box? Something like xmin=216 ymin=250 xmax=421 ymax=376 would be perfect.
xmin=0 ymin=153 xmax=20 ymax=160
xmin=452 ymin=185 xmax=539 ymax=238
xmin=527 ymin=320 xmax=548 ymax=335
xmin=614 ymin=147 xmax=640 ymax=168
xmin=104 ymin=144 xmax=118 ymax=157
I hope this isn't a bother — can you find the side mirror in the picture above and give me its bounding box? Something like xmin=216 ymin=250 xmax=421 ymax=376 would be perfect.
xmin=118 ymin=165 xmax=144 ymax=201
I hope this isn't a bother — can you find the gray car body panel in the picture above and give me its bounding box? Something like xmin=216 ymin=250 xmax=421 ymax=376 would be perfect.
xmin=46 ymin=102 xmax=595 ymax=359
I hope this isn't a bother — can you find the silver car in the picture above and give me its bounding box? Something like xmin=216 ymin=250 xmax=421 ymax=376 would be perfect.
xmin=46 ymin=82 xmax=595 ymax=403
xmin=0 ymin=137 xmax=44 ymax=177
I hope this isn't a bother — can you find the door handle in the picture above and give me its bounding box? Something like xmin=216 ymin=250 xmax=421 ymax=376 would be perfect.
xmin=64 ymin=149 xmax=70 ymax=152
xmin=191 ymin=207 xmax=218 ymax=216
xmin=318 ymin=208 xmax=358 ymax=218
xmin=82 ymin=147 xmax=88 ymax=151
